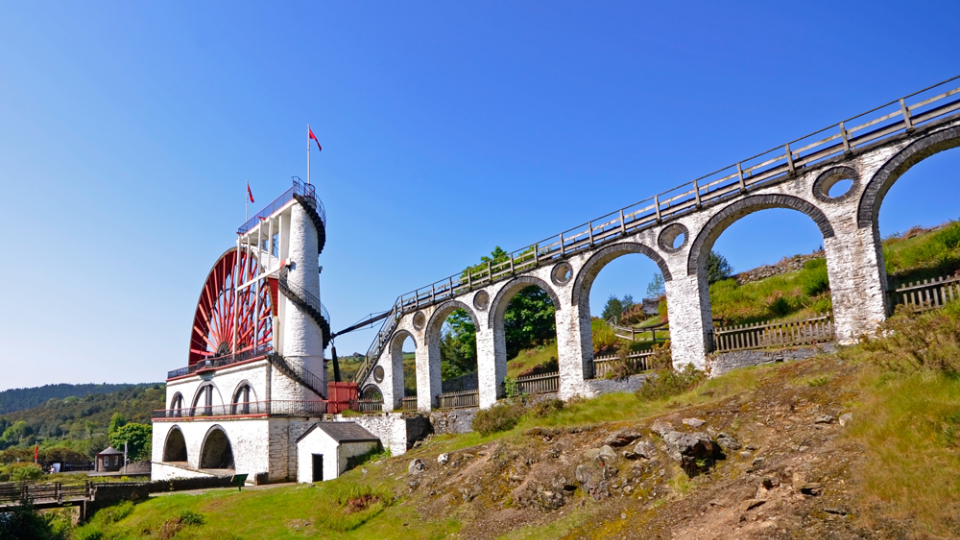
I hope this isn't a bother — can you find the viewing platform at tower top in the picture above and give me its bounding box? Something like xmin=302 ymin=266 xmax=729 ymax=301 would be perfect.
xmin=238 ymin=177 xmax=325 ymax=236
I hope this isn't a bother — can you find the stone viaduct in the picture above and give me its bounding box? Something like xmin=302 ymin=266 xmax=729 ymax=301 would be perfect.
xmin=355 ymin=78 xmax=960 ymax=413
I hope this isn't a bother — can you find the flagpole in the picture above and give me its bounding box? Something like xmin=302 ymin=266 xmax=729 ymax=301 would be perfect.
xmin=245 ymin=181 xmax=249 ymax=221
xmin=307 ymin=124 xmax=311 ymax=186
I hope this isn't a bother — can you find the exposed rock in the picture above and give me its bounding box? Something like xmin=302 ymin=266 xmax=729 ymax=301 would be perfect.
xmin=408 ymin=459 xmax=425 ymax=476
xmin=437 ymin=453 xmax=449 ymax=465
xmin=605 ymin=430 xmax=642 ymax=447
xmin=651 ymin=420 xmax=674 ymax=436
xmin=634 ymin=440 xmax=657 ymax=459
xmin=597 ymin=445 xmax=618 ymax=466
xmin=661 ymin=431 xmax=720 ymax=476
xmin=682 ymin=418 xmax=706 ymax=428
xmin=799 ymin=482 xmax=823 ymax=495
xmin=839 ymin=412 xmax=853 ymax=427
xmin=741 ymin=498 xmax=767 ymax=512
xmin=814 ymin=414 xmax=835 ymax=424
xmin=716 ymin=432 xmax=742 ymax=451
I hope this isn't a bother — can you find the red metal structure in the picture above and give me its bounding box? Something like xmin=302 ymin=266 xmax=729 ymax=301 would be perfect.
xmin=326 ymin=382 xmax=359 ymax=414
xmin=188 ymin=249 xmax=274 ymax=366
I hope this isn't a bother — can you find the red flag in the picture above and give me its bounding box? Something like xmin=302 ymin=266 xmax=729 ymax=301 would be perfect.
xmin=309 ymin=128 xmax=322 ymax=152
xmin=34 ymin=444 xmax=38 ymax=462
xmin=247 ymin=182 xmax=254 ymax=203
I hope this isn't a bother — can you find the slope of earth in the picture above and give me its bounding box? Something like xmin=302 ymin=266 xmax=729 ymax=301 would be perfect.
xmin=75 ymin=305 xmax=960 ymax=539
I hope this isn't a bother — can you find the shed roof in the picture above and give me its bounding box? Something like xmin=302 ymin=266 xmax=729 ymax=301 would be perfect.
xmin=296 ymin=422 xmax=380 ymax=444
xmin=97 ymin=446 xmax=123 ymax=456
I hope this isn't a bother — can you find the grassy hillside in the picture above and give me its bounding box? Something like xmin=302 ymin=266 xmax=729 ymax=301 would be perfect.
xmin=69 ymin=304 xmax=960 ymax=539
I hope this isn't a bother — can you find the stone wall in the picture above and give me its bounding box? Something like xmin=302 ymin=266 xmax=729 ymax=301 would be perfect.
xmin=429 ymin=408 xmax=476 ymax=435
xmin=706 ymin=343 xmax=837 ymax=377
xmin=332 ymin=413 xmax=430 ymax=456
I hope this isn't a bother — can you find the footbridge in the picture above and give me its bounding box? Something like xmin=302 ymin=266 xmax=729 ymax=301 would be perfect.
xmin=352 ymin=75 xmax=960 ymax=412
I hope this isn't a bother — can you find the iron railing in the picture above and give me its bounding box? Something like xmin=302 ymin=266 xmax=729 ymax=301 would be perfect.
xmin=238 ymin=178 xmax=323 ymax=235
xmin=167 ymin=345 xmax=273 ymax=380
xmin=278 ymin=267 xmax=330 ymax=330
xmin=358 ymin=75 xmax=960 ymax=379
xmin=152 ymin=399 xmax=328 ymax=420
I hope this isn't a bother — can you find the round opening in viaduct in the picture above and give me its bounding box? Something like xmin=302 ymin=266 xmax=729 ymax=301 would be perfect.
xmin=473 ymin=290 xmax=490 ymax=311
xmin=373 ymin=365 xmax=385 ymax=383
xmin=412 ymin=311 xmax=426 ymax=330
xmin=551 ymin=262 xmax=573 ymax=286
xmin=812 ymin=166 xmax=859 ymax=202
xmin=658 ymin=223 xmax=689 ymax=253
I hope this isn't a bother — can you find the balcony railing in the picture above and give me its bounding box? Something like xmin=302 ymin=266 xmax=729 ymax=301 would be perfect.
xmin=167 ymin=345 xmax=272 ymax=380
xmin=238 ymin=178 xmax=321 ymax=235
xmin=153 ymin=399 xmax=328 ymax=420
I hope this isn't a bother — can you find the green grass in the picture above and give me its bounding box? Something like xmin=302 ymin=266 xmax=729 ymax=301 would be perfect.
xmin=74 ymin=465 xmax=458 ymax=540
xmin=505 ymin=341 xmax=559 ymax=378
xmin=882 ymin=219 xmax=960 ymax=286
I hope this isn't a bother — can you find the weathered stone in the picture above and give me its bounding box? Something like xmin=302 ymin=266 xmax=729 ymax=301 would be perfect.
xmin=408 ymin=458 xmax=425 ymax=476
xmin=633 ymin=440 xmax=657 ymax=459
xmin=814 ymin=414 xmax=835 ymax=424
xmin=682 ymin=418 xmax=706 ymax=428
xmin=651 ymin=420 xmax=674 ymax=436
xmin=716 ymin=432 xmax=741 ymax=451
xmin=662 ymin=431 xmax=719 ymax=476
xmin=741 ymin=499 xmax=766 ymax=512
xmin=437 ymin=453 xmax=449 ymax=465
xmin=839 ymin=412 xmax=853 ymax=427
xmin=605 ymin=430 xmax=642 ymax=447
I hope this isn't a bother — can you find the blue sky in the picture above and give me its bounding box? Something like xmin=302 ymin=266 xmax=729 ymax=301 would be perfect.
xmin=1 ymin=1 xmax=959 ymax=389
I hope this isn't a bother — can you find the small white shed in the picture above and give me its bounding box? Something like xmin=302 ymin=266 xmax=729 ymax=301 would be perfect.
xmin=296 ymin=422 xmax=381 ymax=483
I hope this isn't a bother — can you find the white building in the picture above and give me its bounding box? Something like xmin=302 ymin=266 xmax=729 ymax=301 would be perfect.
xmin=295 ymin=422 xmax=380 ymax=483
xmin=152 ymin=179 xmax=335 ymax=484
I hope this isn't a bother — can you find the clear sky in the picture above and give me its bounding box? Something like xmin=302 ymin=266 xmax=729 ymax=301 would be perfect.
xmin=1 ymin=2 xmax=959 ymax=389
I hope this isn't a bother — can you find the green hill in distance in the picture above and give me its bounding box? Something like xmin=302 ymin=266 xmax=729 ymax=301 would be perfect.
xmin=0 ymin=383 xmax=161 ymax=415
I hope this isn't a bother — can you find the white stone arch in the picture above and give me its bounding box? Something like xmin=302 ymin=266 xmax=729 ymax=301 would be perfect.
xmin=199 ymin=424 xmax=235 ymax=470
xmin=230 ymin=379 xmax=258 ymax=415
xmin=858 ymin=124 xmax=960 ymax=230
xmin=169 ymin=392 xmax=184 ymax=411
xmin=190 ymin=382 xmax=223 ymax=416
xmin=360 ymin=384 xmax=382 ymax=401
xmin=390 ymin=329 xmax=416 ymax=397
xmin=424 ymin=300 xmax=480 ymax=392
xmin=162 ymin=426 xmax=187 ymax=463
xmin=567 ymin=240 xmax=672 ymax=375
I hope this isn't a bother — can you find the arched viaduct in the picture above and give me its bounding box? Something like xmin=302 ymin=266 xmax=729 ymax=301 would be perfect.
xmin=357 ymin=81 xmax=960 ymax=412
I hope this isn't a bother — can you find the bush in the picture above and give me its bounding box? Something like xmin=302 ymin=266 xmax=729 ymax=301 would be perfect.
xmin=10 ymin=463 xmax=43 ymax=483
xmin=635 ymin=364 xmax=706 ymax=402
xmin=801 ymin=258 xmax=830 ymax=296
xmin=591 ymin=318 xmax=619 ymax=355
xmin=863 ymin=304 xmax=960 ymax=376
xmin=647 ymin=341 xmax=672 ymax=371
xmin=471 ymin=401 xmax=525 ymax=436
xmin=179 ymin=510 xmax=204 ymax=526
xmin=530 ymin=398 xmax=564 ymax=418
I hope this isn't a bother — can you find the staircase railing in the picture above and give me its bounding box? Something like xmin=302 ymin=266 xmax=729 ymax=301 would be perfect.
xmin=267 ymin=354 xmax=327 ymax=398
xmin=278 ymin=267 xmax=331 ymax=348
xmin=359 ymin=75 xmax=960 ymax=376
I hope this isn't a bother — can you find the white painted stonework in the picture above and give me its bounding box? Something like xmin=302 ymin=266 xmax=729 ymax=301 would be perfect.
xmin=358 ymin=116 xmax=960 ymax=411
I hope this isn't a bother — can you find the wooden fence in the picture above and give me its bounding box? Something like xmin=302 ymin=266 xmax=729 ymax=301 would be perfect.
xmin=610 ymin=322 xmax=668 ymax=343
xmin=713 ymin=313 xmax=835 ymax=352
xmin=592 ymin=351 xmax=654 ymax=378
xmin=515 ymin=372 xmax=559 ymax=395
xmin=401 ymin=397 xmax=418 ymax=412
xmin=0 ymin=482 xmax=91 ymax=505
xmin=890 ymin=274 xmax=960 ymax=312
xmin=437 ymin=389 xmax=480 ymax=410
xmin=356 ymin=400 xmax=384 ymax=413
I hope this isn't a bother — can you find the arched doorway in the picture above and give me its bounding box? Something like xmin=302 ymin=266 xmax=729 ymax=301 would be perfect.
xmin=162 ymin=427 xmax=187 ymax=462
xmin=199 ymin=426 xmax=235 ymax=470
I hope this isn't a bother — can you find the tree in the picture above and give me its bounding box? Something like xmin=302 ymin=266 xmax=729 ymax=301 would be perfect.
xmin=601 ymin=295 xmax=624 ymax=322
xmin=706 ymin=250 xmax=733 ymax=283
xmin=621 ymin=294 xmax=635 ymax=312
xmin=109 ymin=423 xmax=152 ymax=462
xmin=646 ymin=272 xmax=665 ymax=298
xmin=458 ymin=248 xmax=557 ymax=360
xmin=440 ymin=308 xmax=478 ymax=380
xmin=108 ymin=412 xmax=126 ymax=436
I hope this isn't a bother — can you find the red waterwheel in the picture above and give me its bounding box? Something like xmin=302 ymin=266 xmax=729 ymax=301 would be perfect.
xmin=188 ymin=249 xmax=274 ymax=365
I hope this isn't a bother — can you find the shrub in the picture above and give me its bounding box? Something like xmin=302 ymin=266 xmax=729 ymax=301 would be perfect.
xmin=801 ymin=259 xmax=830 ymax=296
xmin=647 ymin=341 xmax=672 ymax=370
xmin=591 ymin=318 xmax=619 ymax=355
xmin=863 ymin=304 xmax=960 ymax=376
xmin=530 ymin=398 xmax=564 ymax=418
xmin=471 ymin=401 xmax=525 ymax=436
xmin=11 ymin=463 xmax=43 ymax=482
xmin=635 ymin=364 xmax=706 ymax=402
xmin=767 ymin=294 xmax=792 ymax=317
xmin=179 ymin=510 xmax=204 ymax=526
